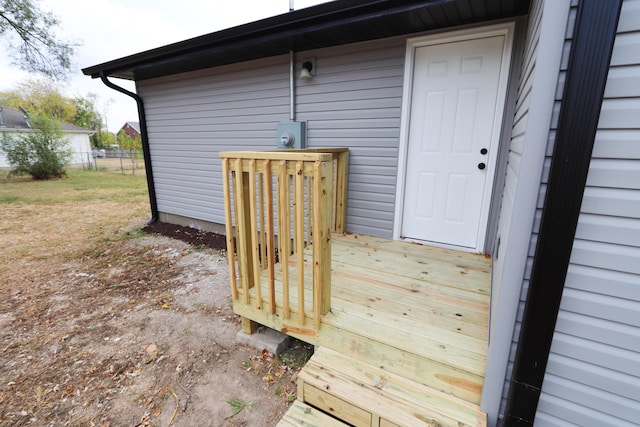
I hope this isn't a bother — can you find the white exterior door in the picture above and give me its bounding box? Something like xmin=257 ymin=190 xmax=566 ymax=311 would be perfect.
xmin=398 ymin=29 xmax=512 ymax=252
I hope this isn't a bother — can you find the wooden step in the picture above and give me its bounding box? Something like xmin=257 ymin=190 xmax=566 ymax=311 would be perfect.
xmin=296 ymin=347 xmax=487 ymax=427
xmin=278 ymin=399 xmax=350 ymax=426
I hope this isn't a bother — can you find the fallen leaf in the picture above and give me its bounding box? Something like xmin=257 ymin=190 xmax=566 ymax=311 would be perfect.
xmin=146 ymin=351 xmax=158 ymax=364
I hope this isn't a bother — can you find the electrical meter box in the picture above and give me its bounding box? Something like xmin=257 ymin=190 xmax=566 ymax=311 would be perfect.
xmin=276 ymin=121 xmax=306 ymax=149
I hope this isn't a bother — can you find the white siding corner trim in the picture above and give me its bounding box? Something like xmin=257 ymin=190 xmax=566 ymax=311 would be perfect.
xmin=481 ymin=0 xmax=572 ymax=425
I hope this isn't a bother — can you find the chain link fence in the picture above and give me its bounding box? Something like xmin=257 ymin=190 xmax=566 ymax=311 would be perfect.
xmin=77 ymin=150 xmax=145 ymax=175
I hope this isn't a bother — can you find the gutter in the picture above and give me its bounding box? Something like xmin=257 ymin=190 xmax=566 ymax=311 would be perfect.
xmin=502 ymin=1 xmax=622 ymax=425
xmin=82 ymin=0 xmax=437 ymax=78
xmin=99 ymin=72 xmax=159 ymax=224
xmin=83 ymin=0 xmax=530 ymax=81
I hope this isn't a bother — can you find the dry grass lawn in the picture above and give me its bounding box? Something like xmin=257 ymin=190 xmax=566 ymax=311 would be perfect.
xmin=0 ymin=169 xmax=151 ymax=294
xmin=0 ymin=169 xmax=305 ymax=427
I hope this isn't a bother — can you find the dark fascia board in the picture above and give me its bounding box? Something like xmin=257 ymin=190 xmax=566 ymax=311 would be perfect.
xmin=82 ymin=0 xmax=529 ymax=81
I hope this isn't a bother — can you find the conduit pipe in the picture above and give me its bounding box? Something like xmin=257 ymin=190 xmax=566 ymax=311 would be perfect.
xmin=289 ymin=50 xmax=296 ymax=121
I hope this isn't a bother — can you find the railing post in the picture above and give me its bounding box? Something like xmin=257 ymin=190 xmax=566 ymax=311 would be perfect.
xmin=231 ymin=159 xmax=260 ymax=335
xmin=241 ymin=317 xmax=259 ymax=335
xmin=335 ymin=150 xmax=349 ymax=234
xmin=233 ymin=159 xmax=250 ymax=304
xmin=295 ymin=161 xmax=306 ymax=325
xmin=233 ymin=163 xmax=259 ymax=295
xmin=240 ymin=165 xmax=260 ymax=335
xmin=313 ymin=160 xmax=333 ymax=327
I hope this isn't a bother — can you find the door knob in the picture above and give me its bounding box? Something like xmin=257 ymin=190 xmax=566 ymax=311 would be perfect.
xmin=478 ymin=162 xmax=486 ymax=170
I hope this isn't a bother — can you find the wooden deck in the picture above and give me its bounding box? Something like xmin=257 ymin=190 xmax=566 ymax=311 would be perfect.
xmin=233 ymin=232 xmax=491 ymax=407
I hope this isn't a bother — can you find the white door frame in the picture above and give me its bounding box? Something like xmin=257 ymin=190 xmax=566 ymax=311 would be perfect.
xmin=393 ymin=23 xmax=515 ymax=253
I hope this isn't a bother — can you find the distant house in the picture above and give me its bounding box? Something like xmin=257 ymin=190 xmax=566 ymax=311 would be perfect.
xmin=119 ymin=121 xmax=140 ymax=139
xmin=0 ymin=106 xmax=94 ymax=169
xmin=84 ymin=1 xmax=638 ymax=426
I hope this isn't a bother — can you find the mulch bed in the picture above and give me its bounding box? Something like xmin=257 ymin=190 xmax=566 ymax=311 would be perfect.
xmin=143 ymin=222 xmax=228 ymax=250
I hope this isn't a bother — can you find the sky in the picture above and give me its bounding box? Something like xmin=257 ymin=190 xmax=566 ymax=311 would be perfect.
xmin=0 ymin=0 xmax=331 ymax=132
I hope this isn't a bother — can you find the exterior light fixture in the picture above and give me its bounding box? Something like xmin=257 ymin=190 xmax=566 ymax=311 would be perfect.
xmin=300 ymin=61 xmax=313 ymax=79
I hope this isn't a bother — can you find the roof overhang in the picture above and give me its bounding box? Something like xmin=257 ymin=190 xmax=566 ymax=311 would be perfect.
xmin=82 ymin=0 xmax=530 ymax=81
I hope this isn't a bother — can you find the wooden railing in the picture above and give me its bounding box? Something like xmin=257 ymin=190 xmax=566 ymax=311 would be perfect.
xmin=220 ymin=148 xmax=348 ymax=331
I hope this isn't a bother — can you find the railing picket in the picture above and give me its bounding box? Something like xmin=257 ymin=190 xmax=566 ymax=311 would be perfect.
xmin=292 ymin=183 xmax=298 ymax=255
xmin=222 ymin=158 xmax=238 ymax=301
xmin=295 ymin=161 xmax=305 ymax=325
xmin=258 ymin=173 xmax=266 ymax=270
xmin=278 ymin=161 xmax=291 ymax=319
xmin=248 ymin=159 xmax=261 ymax=309
xmin=306 ymin=176 xmax=312 ymax=246
xmin=264 ymin=160 xmax=276 ymax=314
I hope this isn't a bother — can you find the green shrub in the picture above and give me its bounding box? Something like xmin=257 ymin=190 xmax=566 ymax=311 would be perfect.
xmin=1 ymin=115 xmax=72 ymax=180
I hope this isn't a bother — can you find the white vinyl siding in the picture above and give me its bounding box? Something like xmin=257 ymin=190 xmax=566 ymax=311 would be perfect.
xmin=138 ymin=38 xmax=406 ymax=237
xmin=535 ymin=0 xmax=640 ymax=423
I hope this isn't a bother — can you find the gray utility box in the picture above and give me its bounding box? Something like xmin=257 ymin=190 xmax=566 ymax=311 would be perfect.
xmin=276 ymin=121 xmax=306 ymax=149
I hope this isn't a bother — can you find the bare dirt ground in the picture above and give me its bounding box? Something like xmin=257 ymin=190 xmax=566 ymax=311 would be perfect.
xmin=0 ymin=179 xmax=310 ymax=426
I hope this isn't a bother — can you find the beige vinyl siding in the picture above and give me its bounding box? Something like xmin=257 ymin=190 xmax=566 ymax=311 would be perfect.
xmin=138 ymin=37 xmax=405 ymax=237
xmin=534 ymin=0 xmax=640 ymax=423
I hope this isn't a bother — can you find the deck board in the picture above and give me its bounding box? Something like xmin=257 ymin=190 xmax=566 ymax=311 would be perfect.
xmin=300 ymin=347 xmax=488 ymax=427
xmin=331 ymin=277 xmax=488 ymax=338
xmin=235 ymin=233 xmax=491 ymax=405
xmin=331 ymin=240 xmax=490 ymax=294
